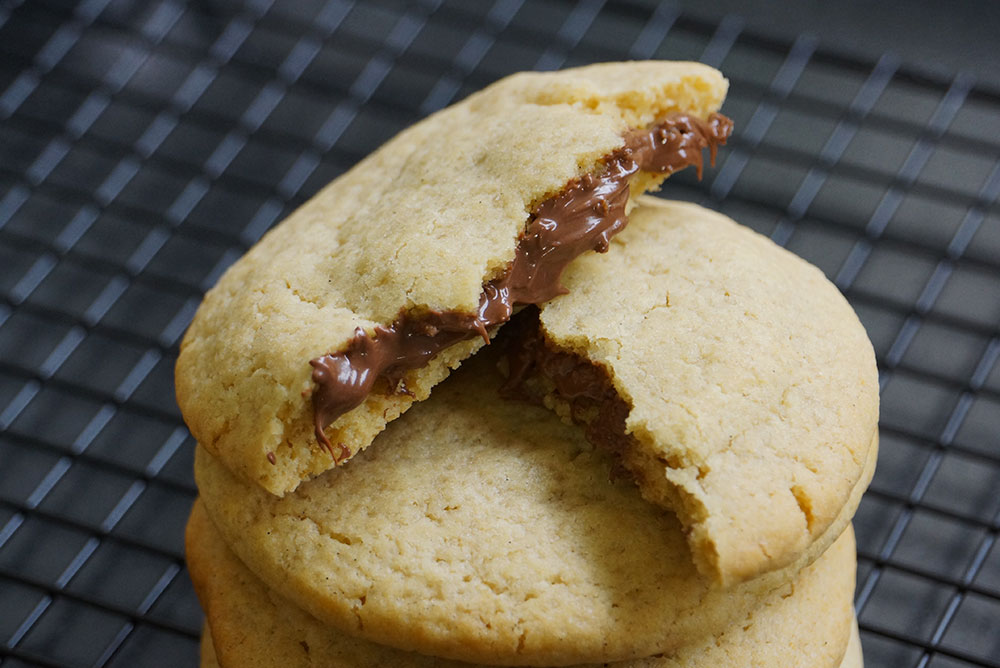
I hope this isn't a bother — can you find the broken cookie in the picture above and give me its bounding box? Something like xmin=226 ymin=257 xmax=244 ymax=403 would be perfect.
xmin=500 ymin=196 xmax=879 ymax=585
xmin=175 ymin=61 xmax=732 ymax=495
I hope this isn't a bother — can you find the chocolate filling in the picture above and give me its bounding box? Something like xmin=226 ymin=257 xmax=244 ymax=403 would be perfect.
xmin=499 ymin=307 xmax=635 ymax=480
xmin=310 ymin=112 xmax=733 ymax=455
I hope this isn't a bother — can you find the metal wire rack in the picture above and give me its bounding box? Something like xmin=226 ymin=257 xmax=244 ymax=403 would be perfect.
xmin=0 ymin=0 xmax=998 ymax=666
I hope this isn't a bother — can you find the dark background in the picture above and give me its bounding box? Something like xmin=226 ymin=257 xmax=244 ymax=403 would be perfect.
xmin=679 ymin=0 xmax=1000 ymax=87
xmin=0 ymin=1 xmax=999 ymax=666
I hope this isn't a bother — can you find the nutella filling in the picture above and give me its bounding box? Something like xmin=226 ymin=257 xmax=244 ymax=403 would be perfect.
xmin=499 ymin=307 xmax=635 ymax=480
xmin=310 ymin=112 xmax=733 ymax=455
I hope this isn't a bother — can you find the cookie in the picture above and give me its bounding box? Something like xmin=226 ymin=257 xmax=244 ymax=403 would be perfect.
xmin=843 ymin=620 xmax=864 ymax=668
xmin=199 ymin=621 xmax=863 ymax=668
xmin=195 ymin=349 xmax=839 ymax=665
xmin=199 ymin=623 xmax=863 ymax=668
xmin=175 ymin=62 xmax=731 ymax=496
xmin=200 ymin=625 xmax=219 ymax=668
xmin=189 ymin=501 xmax=860 ymax=668
xmin=500 ymin=197 xmax=879 ymax=585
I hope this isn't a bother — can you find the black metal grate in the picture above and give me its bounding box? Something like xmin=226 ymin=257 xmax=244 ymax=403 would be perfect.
xmin=0 ymin=0 xmax=998 ymax=666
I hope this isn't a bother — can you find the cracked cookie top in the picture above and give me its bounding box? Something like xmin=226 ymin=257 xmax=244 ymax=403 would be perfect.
xmin=175 ymin=62 xmax=729 ymax=496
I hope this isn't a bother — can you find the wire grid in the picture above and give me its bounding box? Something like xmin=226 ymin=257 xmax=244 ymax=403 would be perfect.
xmin=0 ymin=0 xmax=998 ymax=666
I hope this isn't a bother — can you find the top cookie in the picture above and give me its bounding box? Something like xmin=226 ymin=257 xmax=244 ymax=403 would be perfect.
xmin=175 ymin=61 xmax=729 ymax=495
xmin=502 ymin=196 xmax=879 ymax=585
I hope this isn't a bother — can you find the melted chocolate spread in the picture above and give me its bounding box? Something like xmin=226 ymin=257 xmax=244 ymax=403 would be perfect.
xmin=310 ymin=112 xmax=732 ymax=455
xmin=500 ymin=308 xmax=635 ymax=480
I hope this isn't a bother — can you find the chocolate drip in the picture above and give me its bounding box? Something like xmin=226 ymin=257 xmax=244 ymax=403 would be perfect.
xmin=310 ymin=112 xmax=733 ymax=454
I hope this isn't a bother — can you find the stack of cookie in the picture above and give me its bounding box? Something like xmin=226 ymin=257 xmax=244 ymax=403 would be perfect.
xmin=178 ymin=62 xmax=878 ymax=668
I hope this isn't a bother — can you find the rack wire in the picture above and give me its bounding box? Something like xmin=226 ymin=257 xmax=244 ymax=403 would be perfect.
xmin=0 ymin=0 xmax=997 ymax=666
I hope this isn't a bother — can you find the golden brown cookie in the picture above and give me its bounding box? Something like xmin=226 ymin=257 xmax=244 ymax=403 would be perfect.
xmin=199 ymin=625 xmax=219 ymax=668
xmin=176 ymin=62 xmax=730 ymax=496
xmin=195 ymin=349 xmax=856 ymax=666
xmin=189 ymin=501 xmax=859 ymax=668
xmin=198 ymin=621 xmax=864 ymax=668
xmin=843 ymin=619 xmax=864 ymax=668
xmin=500 ymin=196 xmax=879 ymax=585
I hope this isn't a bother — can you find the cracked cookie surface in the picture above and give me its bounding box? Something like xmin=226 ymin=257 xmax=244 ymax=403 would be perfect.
xmin=193 ymin=352 xmax=827 ymax=666
xmin=509 ymin=196 xmax=879 ymax=586
xmin=175 ymin=62 xmax=728 ymax=496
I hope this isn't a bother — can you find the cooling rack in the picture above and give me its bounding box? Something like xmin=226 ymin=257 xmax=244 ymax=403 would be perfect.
xmin=1 ymin=0 xmax=998 ymax=666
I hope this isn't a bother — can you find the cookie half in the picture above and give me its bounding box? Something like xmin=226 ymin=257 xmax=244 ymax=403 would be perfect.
xmin=500 ymin=197 xmax=879 ymax=585
xmin=176 ymin=62 xmax=731 ymax=496
xmin=194 ymin=350 xmax=838 ymax=665
xmin=189 ymin=501 xmax=859 ymax=668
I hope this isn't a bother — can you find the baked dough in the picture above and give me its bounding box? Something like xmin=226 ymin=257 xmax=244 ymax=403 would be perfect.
xmin=507 ymin=197 xmax=879 ymax=585
xmin=175 ymin=62 xmax=729 ymax=496
xmin=189 ymin=501 xmax=859 ymax=668
xmin=194 ymin=350 xmax=835 ymax=665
